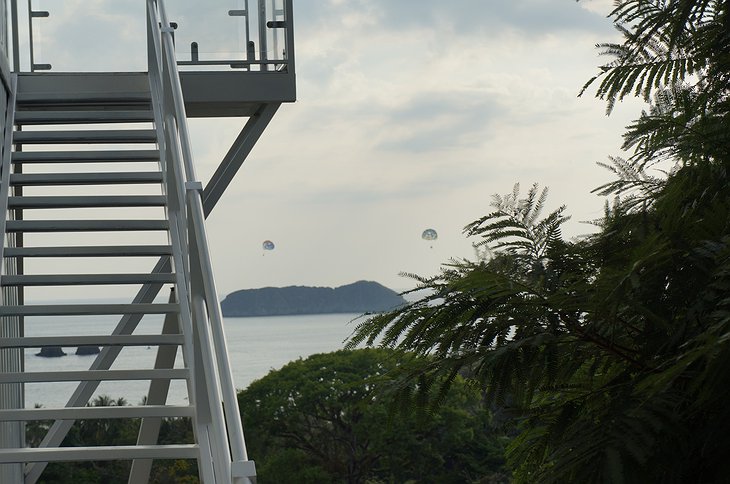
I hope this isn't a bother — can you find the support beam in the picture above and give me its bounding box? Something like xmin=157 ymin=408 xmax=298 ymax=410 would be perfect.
xmin=203 ymin=102 xmax=280 ymax=216
xmin=128 ymin=290 xmax=181 ymax=484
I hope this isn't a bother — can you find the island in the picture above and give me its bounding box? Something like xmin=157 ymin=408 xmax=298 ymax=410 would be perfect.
xmin=220 ymin=280 xmax=406 ymax=317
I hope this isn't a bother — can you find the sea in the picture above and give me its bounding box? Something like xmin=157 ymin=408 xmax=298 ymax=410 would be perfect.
xmin=22 ymin=313 xmax=366 ymax=408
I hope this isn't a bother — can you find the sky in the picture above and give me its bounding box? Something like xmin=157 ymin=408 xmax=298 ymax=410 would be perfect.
xmin=23 ymin=0 xmax=646 ymax=297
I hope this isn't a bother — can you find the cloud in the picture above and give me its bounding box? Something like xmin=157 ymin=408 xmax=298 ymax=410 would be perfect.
xmin=295 ymin=0 xmax=613 ymax=38
xmin=17 ymin=0 xmax=634 ymax=293
xmin=375 ymin=91 xmax=503 ymax=152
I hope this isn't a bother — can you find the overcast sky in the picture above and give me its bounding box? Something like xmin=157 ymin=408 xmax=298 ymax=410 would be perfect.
xmin=27 ymin=0 xmax=644 ymax=296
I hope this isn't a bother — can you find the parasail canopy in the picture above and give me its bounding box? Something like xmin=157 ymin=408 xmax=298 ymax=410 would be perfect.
xmin=262 ymin=240 xmax=275 ymax=251
xmin=421 ymin=228 xmax=438 ymax=241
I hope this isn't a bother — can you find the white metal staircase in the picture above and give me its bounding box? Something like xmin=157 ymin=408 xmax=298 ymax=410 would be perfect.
xmin=0 ymin=0 xmax=295 ymax=481
xmin=0 ymin=77 xmax=252 ymax=482
xmin=0 ymin=0 xmax=277 ymax=482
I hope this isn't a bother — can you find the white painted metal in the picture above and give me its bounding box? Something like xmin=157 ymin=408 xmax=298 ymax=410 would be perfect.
xmin=6 ymin=219 xmax=170 ymax=232
xmin=7 ymin=195 xmax=167 ymax=208
xmin=22 ymin=266 xmax=175 ymax=483
xmin=0 ymin=369 xmax=190 ymax=384
xmin=0 ymin=334 xmax=184 ymax=348
xmin=2 ymin=78 xmax=203 ymax=482
xmin=128 ymin=291 xmax=184 ymax=483
xmin=0 ymin=405 xmax=194 ymax=421
xmin=1 ymin=273 xmax=176 ymax=286
xmin=0 ymin=71 xmax=22 ymax=484
xmin=10 ymin=172 xmax=164 ymax=186
xmin=17 ymin=90 xmax=151 ymax=104
xmin=12 ymin=149 xmax=160 ymax=163
xmin=0 ymin=303 xmax=179 ymax=316
xmin=148 ymin=1 xmax=256 ymax=480
xmin=14 ymin=110 xmax=154 ymax=124
xmin=5 ymin=245 xmax=172 ymax=257
xmin=13 ymin=129 xmax=158 ymax=144
xmin=0 ymin=1 xmax=295 ymax=481
xmin=0 ymin=445 xmax=200 ymax=463
xmin=0 ymin=74 xmax=18 ymax=282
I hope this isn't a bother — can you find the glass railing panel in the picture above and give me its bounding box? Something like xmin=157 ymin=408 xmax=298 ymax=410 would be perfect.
xmin=12 ymin=0 xmax=291 ymax=73
xmin=22 ymin=0 xmax=148 ymax=72
xmin=172 ymin=0 xmax=291 ymax=72
xmin=166 ymin=0 xmax=246 ymax=67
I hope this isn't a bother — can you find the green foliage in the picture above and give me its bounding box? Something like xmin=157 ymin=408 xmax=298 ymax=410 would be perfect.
xmin=581 ymin=0 xmax=729 ymax=112
xmin=349 ymin=1 xmax=730 ymax=481
xmin=238 ymin=349 xmax=512 ymax=483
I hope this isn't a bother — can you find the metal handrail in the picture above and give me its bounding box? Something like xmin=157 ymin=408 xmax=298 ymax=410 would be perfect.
xmin=0 ymin=73 xmax=23 ymax=484
xmin=147 ymin=1 xmax=252 ymax=481
xmin=0 ymin=74 xmax=18 ymax=279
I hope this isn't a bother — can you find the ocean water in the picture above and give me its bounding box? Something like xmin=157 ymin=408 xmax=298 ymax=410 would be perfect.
xmin=23 ymin=313 xmax=364 ymax=408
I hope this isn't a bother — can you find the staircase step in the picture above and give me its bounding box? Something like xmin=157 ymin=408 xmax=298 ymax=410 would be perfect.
xmin=10 ymin=172 xmax=163 ymax=186
xmin=14 ymin=129 xmax=157 ymax=144
xmin=8 ymin=195 xmax=167 ymax=209
xmin=0 ymin=405 xmax=194 ymax=421
xmin=12 ymin=149 xmax=160 ymax=164
xmin=7 ymin=219 xmax=169 ymax=232
xmin=1 ymin=273 xmax=176 ymax=286
xmin=15 ymin=110 xmax=154 ymax=125
xmin=5 ymin=245 xmax=173 ymax=257
xmin=17 ymin=90 xmax=152 ymax=106
xmin=0 ymin=368 xmax=189 ymax=384
xmin=0 ymin=334 xmax=183 ymax=349
xmin=0 ymin=303 xmax=178 ymax=316
xmin=0 ymin=445 xmax=199 ymax=464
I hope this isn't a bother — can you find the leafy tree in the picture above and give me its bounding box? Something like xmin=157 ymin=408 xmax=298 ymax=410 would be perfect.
xmin=348 ymin=1 xmax=730 ymax=482
xmin=238 ymin=349 xmax=512 ymax=483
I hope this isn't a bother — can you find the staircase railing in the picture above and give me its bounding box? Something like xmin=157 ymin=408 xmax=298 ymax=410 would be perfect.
xmin=146 ymin=1 xmax=254 ymax=482
xmin=0 ymin=74 xmax=22 ymax=484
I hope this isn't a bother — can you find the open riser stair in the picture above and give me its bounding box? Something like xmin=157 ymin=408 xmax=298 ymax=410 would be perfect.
xmin=0 ymin=86 xmax=205 ymax=483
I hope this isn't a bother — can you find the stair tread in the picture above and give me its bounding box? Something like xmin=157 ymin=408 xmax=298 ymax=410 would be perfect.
xmin=15 ymin=110 xmax=154 ymax=125
xmin=10 ymin=172 xmax=163 ymax=186
xmin=1 ymin=334 xmax=184 ymax=348
xmin=7 ymin=219 xmax=170 ymax=232
xmin=17 ymin=90 xmax=152 ymax=105
xmin=0 ymin=368 xmax=190 ymax=383
xmin=5 ymin=245 xmax=173 ymax=257
xmin=1 ymin=273 xmax=176 ymax=286
xmin=14 ymin=129 xmax=157 ymax=144
xmin=0 ymin=405 xmax=194 ymax=421
xmin=0 ymin=444 xmax=199 ymax=464
xmin=0 ymin=303 xmax=179 ymax=316
xmin=12 ymin=149 xmax=160 ymax=163
xmin=8 ymin=195 xmax=167 ymax=208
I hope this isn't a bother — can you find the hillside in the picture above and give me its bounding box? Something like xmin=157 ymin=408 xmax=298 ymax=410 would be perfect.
xmin=220 ymin=281 xmax=406 ymax=317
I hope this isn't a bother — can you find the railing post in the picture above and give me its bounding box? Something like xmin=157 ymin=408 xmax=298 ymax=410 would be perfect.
xmin=258 ymin=0 xmax=267 ymax=71
xmin=10 ymin=0 xmax=19 ymax=72
xmin=284 ymin=0 xmax=295 ymax=76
